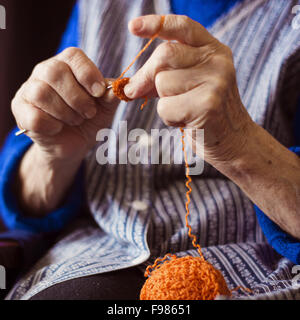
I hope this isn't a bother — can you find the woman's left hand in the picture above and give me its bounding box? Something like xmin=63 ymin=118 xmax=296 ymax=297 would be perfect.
xmin=124 ymin=14 xmax=254 ymax=165
xmin=125 ymin=14 xmax=300 ymax=240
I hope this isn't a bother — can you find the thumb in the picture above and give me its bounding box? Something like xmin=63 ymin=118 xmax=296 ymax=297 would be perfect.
xmin=124 ymin=14 xmax=218 ymax=99
xmin=128 ymin=14 xmax=217 ymax=47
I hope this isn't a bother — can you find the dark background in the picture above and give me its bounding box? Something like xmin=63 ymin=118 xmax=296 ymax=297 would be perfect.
xmin=0 ymin=0 xmax=75 ymax=230
xmin=0 ymin=0 xmax=75 ymax=146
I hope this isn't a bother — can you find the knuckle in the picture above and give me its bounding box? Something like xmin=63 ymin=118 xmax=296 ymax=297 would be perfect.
xmin=48 ymin=60 xmax=69 ymax=81
xmin=61 ymin=47 xmax=84 ymax=61
xmin=222 ymin=44 xmax=233 ymax=59
xmin=173 ymin=14 xmax=190 ymax=29
xmin=68 ymin=92 xmax=94 ymax=115
xmin=210 ymin=54 xmax=236 ymax=85
xmin=202 ymin=93 xmax=221 ymax=115
xmin=155 ymin=71 xmax=167 ymax=91
xmin=212 ymin=75 xmax=228 ymax=92
xmin=209 ymin=53 xmax=224 ymax=67
xmin=207 ymin=93 xmax=221 ymax=106
xmin=157 ymin=98 xmax=189 ymax=126
xmin=11 ymin=84 xmax=26 ymax=116
xmin=61 ymin=48 xmax=95 ymax=86
xmin=37 ymin=60 xmax=68 ymax=84
xmin=32 ymin=62 xmax=44 ymax=78
xmin=28 ymin=80 xmax=50 ymax=104
xmin=177 ymin=15 xmax=194 ymax=44
xmin=178 ymin=15 xmax=191 ymax=32
xmin=211 ymin=51 xmax=234 ymax=72
xmin=28 ymin=110 xmax=45 ymax=133
xmin=181 ymin=15 xmax=190 ymax=24
xmin=68 ymin=92 xmax=83 ymax=110
xmin=76 ymin=68 xmax=93 ymax=86
xmin=33 ymin=61 xmax=52 ymax=77
xmin=11 ymin=96 xmax=19 ymax=116
xmin=63 ymin=48 xmax=87 ymax=72
xmin=179 ymin=107 xmax=192 ymax=125
xmin=222 ymin=65 xmax=236 ymax=84
xmin=156 ymin=98 xmax=168 ymax=119
xmin=157 ymin=42 xmax=178 ymax=61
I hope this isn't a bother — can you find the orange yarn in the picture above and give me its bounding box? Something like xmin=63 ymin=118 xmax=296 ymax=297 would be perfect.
xmin=140 ymin=128 xmax=231 ymax=300
xmin=140 ymin=256 xmax=230 ymax=300
xmin=112 ymin=78 xmax=132 ymax=102
xmin=111 ymin=15 xmax=248 ymax=300
xmin=111 ymin=16 xmax=166 ymax=109
xmin=180 ymin=127 xmax=204 ymax=260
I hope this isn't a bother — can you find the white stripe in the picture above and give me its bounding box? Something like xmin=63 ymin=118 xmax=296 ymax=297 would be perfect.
xmin=212 ymin=0 xmax=268 ymax=39
xmin=244 ymin=3 xmax=291 ymax=106
xmin=211 ymin=246 xmax=248 ymax=288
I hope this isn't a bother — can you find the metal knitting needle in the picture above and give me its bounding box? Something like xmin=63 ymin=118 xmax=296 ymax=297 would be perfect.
xmin=15 ymin=85 xmax=113 ymax=137
xmin=15 ymin=129 xmax=27 ymax=137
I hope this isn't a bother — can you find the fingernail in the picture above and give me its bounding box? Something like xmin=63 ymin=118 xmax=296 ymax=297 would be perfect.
xmin=84 ymin=107 xmax=97 ymax=119
xmin=124 ymin=84 xmax=134 ymax=98
xmin=91 ymin=82 xmax=105 ymax=98
xmin=133 ymin=18 xmax=144 ymax=32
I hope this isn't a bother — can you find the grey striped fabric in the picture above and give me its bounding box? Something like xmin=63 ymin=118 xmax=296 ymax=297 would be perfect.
xmin=7 ymin=0 xmax=300 ymax=300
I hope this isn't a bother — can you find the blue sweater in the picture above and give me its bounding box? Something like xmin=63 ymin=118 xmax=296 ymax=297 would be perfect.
xmin=1 ymin=0 xmax=300 ymax=264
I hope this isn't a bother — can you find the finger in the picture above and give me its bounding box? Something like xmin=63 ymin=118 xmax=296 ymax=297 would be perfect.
xmin=124 ymin=42 xmax=206 ymax=99
xmin=94 ymin=78 xmax=120 ymax=120
xmin=56 ymin=47 xmax=106 ymax=98
xmin=157 ymin=93 xmax=195 ymax=127
xmin=157 ymin=87 xmax=219 ymax=127
xmin=12 ymin=96 xmax=63 ymax=136
xmin=155 ymin=67 xmax=205 ymax=97
xmin=32 ymin=58 xmax=100 ymax=120
xmin=21 ymin=79 xmax=85 ymax=126
xmin=129 ymin=14 xmax=217 ymax=47
xmin=100 ymin=78 xmax=120 ymax=104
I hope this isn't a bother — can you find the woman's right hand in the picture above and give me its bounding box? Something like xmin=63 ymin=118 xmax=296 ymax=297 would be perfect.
xmin=11 ymin=48 xmax=119 ymax=215
xmin=12 ymin=47 xmax=119 ymax=162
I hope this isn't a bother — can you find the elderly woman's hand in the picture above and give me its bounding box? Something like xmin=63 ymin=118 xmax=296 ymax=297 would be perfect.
xmin=11 ymin=48 xmax=119 ymax=215
xmin=125 ymin=15 xmax=300 ymax=239
xmin=125 ymin=14 xmax=254 ymax=165
xmin=12 ymin=47 xmax=118 ymax=161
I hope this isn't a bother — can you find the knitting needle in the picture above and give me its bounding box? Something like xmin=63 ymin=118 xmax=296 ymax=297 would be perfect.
xmin=15 ymin=85 xmax=113 ymax=137
xmin=15 ymin=129 xmax=27 ymax=137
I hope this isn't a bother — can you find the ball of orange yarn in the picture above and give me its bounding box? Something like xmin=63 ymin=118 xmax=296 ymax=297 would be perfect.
xmin=112 ymin=77 xmax=132 ymax=102
xmin=140 ymin=256 xmax=230 ymax=300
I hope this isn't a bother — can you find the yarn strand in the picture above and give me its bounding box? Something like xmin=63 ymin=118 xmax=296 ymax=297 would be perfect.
xmin=112 ymin=15 xmax=166 ymax=110
xmin=143 ymin=128 xmax=205 ymax=278
xmin=117 ymin=15 xmax=165 ymax=80
xmin=109 ymin=14 xmax=251 ymax=300
xmin=144 ymin=254 xmax=177 ymax=278
xmin=180 ymin=127 xmax=204 ymax=260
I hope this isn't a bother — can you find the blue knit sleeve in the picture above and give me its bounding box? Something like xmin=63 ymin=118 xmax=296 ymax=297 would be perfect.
xmin=0 ymin=128 xmax=85 ymax=233
xmin=254 ymin=146 xmax=300 ymax=264
xmin=57 ymin=2 xmax=79 ymax=53
xmin=0 ymin=3 xmax=83 ymax=234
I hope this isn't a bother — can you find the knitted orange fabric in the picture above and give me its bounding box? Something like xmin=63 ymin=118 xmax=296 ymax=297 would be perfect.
xmin=112 ymin=77 xmax=148 ymax=109
xmin=112 ymin=78 xmax=132 ymax=102
xmin=139 ymin=128 xmax=231 ymax=300
xmin=140 ymin=256 xmax=230 ymax=300
xmin=111 ymin=15 xmax=234 ymax=300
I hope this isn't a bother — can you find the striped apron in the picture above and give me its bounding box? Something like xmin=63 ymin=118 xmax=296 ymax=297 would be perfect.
xmin=7 ymin=0 xmax=300 ymax=300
